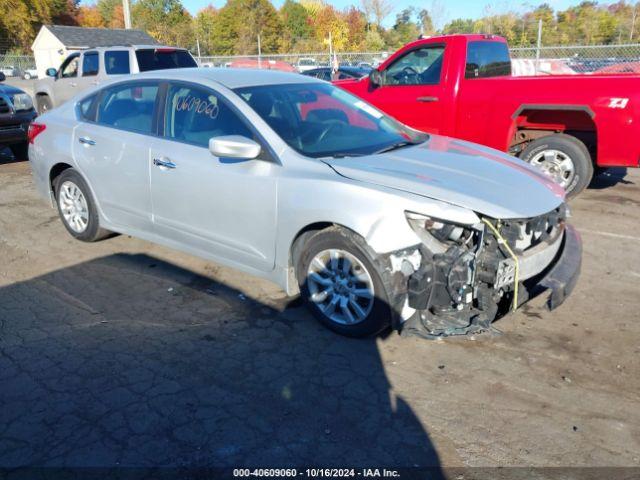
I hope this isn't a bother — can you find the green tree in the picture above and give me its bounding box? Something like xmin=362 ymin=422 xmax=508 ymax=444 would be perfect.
xmin=280 ymin=0 xmax=313 ymax=51
xmin=390 ymin=7 xmax=421 ymax=46
xmin=194 ymin=6 xmax=217 ymax=55
xmin=211 ymin=0 xmax=282 ymax=54
xmin=132 ymin=0 xmax=195 ymax=47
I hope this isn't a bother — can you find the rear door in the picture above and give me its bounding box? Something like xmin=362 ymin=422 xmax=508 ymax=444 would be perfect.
xmin=364 ymin=44 xmax=448 ymax=134
xmin=72 ymin=81 xmax=160 ymax=231
xmin=148 ymin=82 xmax=278 ymax=271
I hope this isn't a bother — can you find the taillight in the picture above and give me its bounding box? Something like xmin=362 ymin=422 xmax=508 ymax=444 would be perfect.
xmin=28 ymin=123 xmax=46 ymax=144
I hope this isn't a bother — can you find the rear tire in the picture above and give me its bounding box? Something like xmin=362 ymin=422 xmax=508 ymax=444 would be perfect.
xmin=519 ymin=133 xmax=593 ymax=199
xmin=295 ymin=226 xmax=392 ymax=338
xmin=54 ymin=169 xmax=110 ymax=242
xmin=36 ymin=95 xmax=53 ymax=115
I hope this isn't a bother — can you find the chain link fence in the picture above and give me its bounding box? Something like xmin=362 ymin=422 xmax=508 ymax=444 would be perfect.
xmin=4 ymin=44 xmax=640 ymax=78
xmin=0 ymin=55 xmax=37 ymax=78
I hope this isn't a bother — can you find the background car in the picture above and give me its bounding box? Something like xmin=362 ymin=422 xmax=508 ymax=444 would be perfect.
xmin=302 ymin=66 xmax=371 ymax=81
xmin=28 ymin=68 xmax=580 ymax=338
xmin=21 ymin=68 xmax=38 ymax=80
xmin=296 ymin=57 xmax=318 ymax=72
xmin=0 ymin=72 xmax=37 ymax=160
xmin=34 ymin=45 xmax=197 ymax=114
xmin=228 ymin=58 xmax=297 ymax=72
xmin=0 ymin=65 xmax=17 ymax=77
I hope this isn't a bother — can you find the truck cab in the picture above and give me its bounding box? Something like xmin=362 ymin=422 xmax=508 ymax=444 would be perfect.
xmin=34 ymin=46 xmax=197 ymax=114
xmin=337 ymin=34 xmax=640 ymax=197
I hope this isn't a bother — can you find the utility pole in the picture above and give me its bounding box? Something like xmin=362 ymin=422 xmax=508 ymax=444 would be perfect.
xmin=122 ymin=0 xmax=132 ymax=29
xmin=196 ymin=39 xmax=201 ymax=64
xmin=257 ymin=35 xmax=262 ymax=69
xmin=535 ymin=19 xmax=542 ymax=74
xmin=328 ymin=31 xmax=332 ymax=69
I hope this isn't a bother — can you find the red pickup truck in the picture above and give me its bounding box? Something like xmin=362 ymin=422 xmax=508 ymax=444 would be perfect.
xmin=336 ymin=34 xmax=640 ymax=197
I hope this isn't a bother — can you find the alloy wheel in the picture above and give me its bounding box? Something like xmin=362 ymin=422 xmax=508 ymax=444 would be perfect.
xmin=306 ymin=249 xmax=375 ymax=325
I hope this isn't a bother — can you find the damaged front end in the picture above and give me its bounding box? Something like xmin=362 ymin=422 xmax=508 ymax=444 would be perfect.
xmin=385 ymin=205 xmax=581 ymax=338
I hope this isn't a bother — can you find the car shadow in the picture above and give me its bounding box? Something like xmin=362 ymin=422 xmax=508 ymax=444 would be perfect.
xmin=0 ymin=253 xmax=443 ymax=474
xmin=588 ymin=167 xmax=634 ymax=190
xmin=0 ymin=145 xmax=29 ymax=164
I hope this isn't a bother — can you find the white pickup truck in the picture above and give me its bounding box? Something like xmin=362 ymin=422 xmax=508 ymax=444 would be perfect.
xmin=34 ymin=45 xmax=197 ymax=114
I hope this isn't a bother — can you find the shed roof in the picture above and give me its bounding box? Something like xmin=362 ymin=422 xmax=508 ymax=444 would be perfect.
xmin=42 ymin=25 xmax=158 ymax=48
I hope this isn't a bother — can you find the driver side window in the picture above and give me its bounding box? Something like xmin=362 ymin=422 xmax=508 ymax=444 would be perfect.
xmin=60 ymin=55 xmax=79 ymax=78
xmin=383 ymin=46 xmax=445 ymax=86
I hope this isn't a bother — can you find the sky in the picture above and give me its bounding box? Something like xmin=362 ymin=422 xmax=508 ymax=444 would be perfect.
xmin=176 ymin=0 xmax=623 ymax=27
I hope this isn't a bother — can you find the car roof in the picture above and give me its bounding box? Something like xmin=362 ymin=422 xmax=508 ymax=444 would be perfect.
xmin=136 ymin=67 xmax=321 ymax=89
xmin=80 ymin=45 xmax=189 ymax=52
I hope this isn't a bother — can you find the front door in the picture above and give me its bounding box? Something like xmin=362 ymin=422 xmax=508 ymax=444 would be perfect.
xmin=366 ymin=45 xmax=447 ymax=134
xmin=72 ymin=81 xmax=160 ymax=231
xmin=53 ymin=53 xmax=81 ymax=105
xmin=149 ymin=83 xmax=278 ymax=272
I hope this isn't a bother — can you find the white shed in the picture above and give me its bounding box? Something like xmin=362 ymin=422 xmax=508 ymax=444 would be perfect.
xmin=31 ymin=25 xmax=157 ymax=79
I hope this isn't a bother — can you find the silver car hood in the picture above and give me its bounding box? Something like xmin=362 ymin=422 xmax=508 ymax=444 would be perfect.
xmin=324 ymin=136 xmax=566 ymax=219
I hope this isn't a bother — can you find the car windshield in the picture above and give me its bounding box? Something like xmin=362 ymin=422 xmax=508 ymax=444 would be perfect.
xmin=234 ymin=82 xmax=428 ymax=158
xmin=135 ymin=49 xmax=197 ymax=72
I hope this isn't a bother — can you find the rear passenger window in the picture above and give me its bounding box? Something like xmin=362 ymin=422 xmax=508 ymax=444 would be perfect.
xmin=78 ymin=94 xmax=98 ymax=121
xmin=164 ymin=85 xmax=252 ymax=147
xmin=82 ymin=52 xmax=99 ymax=76
xmin=465 ymin=41 xmax=511 ymax=79
xmin=97 ymin=84 xmax=158 ymax=134
xmin=105 ymin=51 xmax=130 ymax=75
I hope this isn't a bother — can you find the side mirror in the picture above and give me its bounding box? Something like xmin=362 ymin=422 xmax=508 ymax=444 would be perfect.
xmin=46 ymin=68 xmax=57 ymax=78
xmin=209 ymin=135 xmax=261 ymax=160
xmin=369 ymin=69 xmax=383 ymax=88
xmin=0 ymin=72 xmax=5 ymax=82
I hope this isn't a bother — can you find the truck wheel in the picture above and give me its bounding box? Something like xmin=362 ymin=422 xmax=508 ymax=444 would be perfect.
xmin=54 ymin=169 xmax=110 ymax=242
xmin=10 ymin=142 xmax=29 ymax=161
xmin=519 ymin=134 xmax=593 ymax=199
xmin=36 ymin=95 xmax=53 ymax=115
xmin=295 ymin=226 xmax=392 ymax=338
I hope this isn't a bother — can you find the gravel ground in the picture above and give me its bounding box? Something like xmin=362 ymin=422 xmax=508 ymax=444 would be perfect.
xmin=0 ymin=153 xmax=639 ymax=471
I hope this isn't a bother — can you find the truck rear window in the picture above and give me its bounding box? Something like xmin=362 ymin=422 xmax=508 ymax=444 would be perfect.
xmin=135 ymin=49 xmax=197 ymax=72
xmin=465 ymin=41 xmax=511 ymax=79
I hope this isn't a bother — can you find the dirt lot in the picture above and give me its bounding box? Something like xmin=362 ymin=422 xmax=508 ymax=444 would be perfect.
xmin=0 ymin=151 xmax=639 ymax=470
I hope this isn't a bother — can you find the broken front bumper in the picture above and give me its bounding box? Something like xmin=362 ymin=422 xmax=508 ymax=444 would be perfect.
xmin=520 ymin=223 xmax=582 ymax=310
xmin=400 ymin=223 xmax=582 ymax=338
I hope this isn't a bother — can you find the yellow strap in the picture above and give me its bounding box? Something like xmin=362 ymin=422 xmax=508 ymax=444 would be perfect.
xmin=482 ymin=218 xmax=519 ymax=312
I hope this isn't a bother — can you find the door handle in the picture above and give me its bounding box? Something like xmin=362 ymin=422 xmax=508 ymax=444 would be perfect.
xmin=78 ymin=137 xmax=96 ymax=146
xmin=153 ymin=157 xmax=177 ymax=169
xmin=417 ymin=96 xmax=439 ymax=103
xmin=70 ymin=82 xmax=77 ymax=87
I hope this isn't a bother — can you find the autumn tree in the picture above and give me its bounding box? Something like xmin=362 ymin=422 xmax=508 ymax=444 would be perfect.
xmin=78 ymin=4 xmax=105 ymax=27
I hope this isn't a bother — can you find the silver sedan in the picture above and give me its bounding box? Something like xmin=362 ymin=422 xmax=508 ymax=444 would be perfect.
xmin=28 ymin=68 xmax=581 ymax=338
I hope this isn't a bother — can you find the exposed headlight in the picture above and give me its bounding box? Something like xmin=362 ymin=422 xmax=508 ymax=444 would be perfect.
xmin=405 ymin=211 xmax=475 ymax=251
xmin=12 ymin=93 xmax=33 ymax=111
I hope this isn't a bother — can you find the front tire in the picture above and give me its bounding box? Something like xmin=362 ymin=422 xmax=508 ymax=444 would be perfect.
xmin=519 ymin=133 xmax=593 ymax=199
xmin=295 ymin=227 xmax=392 ymax=337
xmin=54 ymin=169 xmax=109 ymax=242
